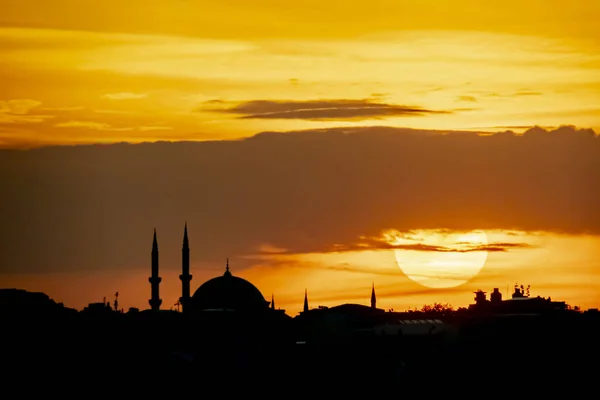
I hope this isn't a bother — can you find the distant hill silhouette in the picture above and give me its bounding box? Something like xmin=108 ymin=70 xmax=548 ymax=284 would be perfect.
xmin=0 ymin=288 xmax=78 ymax=318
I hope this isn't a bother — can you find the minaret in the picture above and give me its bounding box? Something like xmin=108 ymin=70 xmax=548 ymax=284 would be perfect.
xmin=271 ymin=294 xmax=275 ymax=310
xmin=371 ymin=282 xmax=377 ymax=309
xmin=303 ymin=289 xmax=309 ymax=313
xmin=148 ymin=229 xmax=162 ymax=311
xmin=179 ymin=222 xmax=192 ymax=313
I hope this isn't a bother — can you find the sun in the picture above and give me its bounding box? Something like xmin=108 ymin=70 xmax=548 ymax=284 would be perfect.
xmin=389 ymin=229 xmax=489 ymax=289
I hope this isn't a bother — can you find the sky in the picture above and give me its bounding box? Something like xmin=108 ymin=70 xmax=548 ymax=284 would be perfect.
xmin=1 ymin=1 xmax=599 ymax=314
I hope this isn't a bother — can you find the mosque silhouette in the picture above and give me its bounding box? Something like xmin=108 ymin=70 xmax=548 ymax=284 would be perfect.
xmin=149 ymin=223 xmax=289 ymax=320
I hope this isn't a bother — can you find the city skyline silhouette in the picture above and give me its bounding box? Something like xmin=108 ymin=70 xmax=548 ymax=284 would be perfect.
xmin=2 ymin=130 xmax=599 ymax=314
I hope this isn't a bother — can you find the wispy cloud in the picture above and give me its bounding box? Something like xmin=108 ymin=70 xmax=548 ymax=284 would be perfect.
xmin=467 ymin=125 xmax=557 ymax=131
xmin=246 ymin=258 xmax=402 ymax=278
xmin=54 ymin=120 xmax=172 ymax=132
xmin=0 ymin=114 xmax=54 ymax=124
xmin=55 ymin=120 xmax=112 ymax=130
xmin=0 ymin=99 xmax=54 ymax=123
xmin=1 ymin=99 xmax=41 ymax=114
xmin=41 ymin=106 xmax=85 ymax=111
xmin=513 ymin=91 xmax=542 ymax=96
xmin=483 ymin=91 xmax=543 ymax=98
xmin=456 ymin=95 xmax=477 ymax=102
xmin=267 ymin=237 xmax=534 ymax=255
xmin=202 ymin=99 xmax=451 ymax=121
xmin=93 ymin=109 xmax=135 ymax=114
xmin=102 ymin=92 xmax=148 ymax=100
xmin=55 ymin=120 xmax=133 ymax=131
xmin=138 ymin=126 xmax=172 ymax=132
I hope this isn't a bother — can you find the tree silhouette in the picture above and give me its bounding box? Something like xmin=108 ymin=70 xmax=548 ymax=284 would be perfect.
xmin=419 ymin=303 xmax=455 ymax=314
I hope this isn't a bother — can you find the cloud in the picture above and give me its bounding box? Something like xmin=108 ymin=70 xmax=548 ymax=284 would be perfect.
xmin=0 ymin=99 xmax=54 ymax=124
xmin=266 ymin=235 xmax=534 ymax=255
xmin=474 ymin=125 xmax=557 ymax=130
xmin=257 ymin=244 xmax=289 ymax=254
xmin=54 ymin=120 xmax=136 ymax=132
xmin=203 ymin=99 xmax=451 ymax=121
xmin=241 ymin=258 xmax=464 ymax=305
xmin=54 ymin=121 xmax=171 ymax=132
xmin=0 ymin=114 xmax=54 ymax=124
xmin=513 ymin=91 xmax=542 ymax=96
xmin=483 ymin=91 xmax=543 ymax=98
xmin=138 ymin=126 xmax=173 ymax=132
xmin=42 ymin=106 xmax=85 ymax=111
xmin=93 ymin=109 xmax=135 ymax=114
xmin=456 ymin=95 xmax=477 ymax=102
xmin=247 ymin=257 xmax=402 ymax=278
xmin=103 ymin=92 xmax=148 ymax=100
xmin=0 ymin=99 xmax=41 ymax=114
xmin=0 ymin=125 xmax=598 ymax=274
xmin=55 ymin=120 xmax=113 ymax=130
xmin=346 ymin=240 xmax=533 ymax=253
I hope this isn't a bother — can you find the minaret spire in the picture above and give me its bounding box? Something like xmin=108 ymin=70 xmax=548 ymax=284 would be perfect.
xmin=179 ymin=222 xmax=192 ymax=313
xmin=149 ymin=228 xmax=162 ymax=311
xmin=371 ymin=282 xmax=376 ymax=309
xmin=224 ymin=258 xmax=232 ymax=276
xmin=271 ymin=293 xmax=275 ymax=310
xmin=303 ymin=289 xmax=309 ymax=313
xmin=183 ymin=222 xmax=189 ymax=247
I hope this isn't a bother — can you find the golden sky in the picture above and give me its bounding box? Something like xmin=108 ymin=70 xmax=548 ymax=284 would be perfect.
xmin=1 ymin=1 xmax=599 ymax=147
xmin=1 ymin=1 xmax=599 ymax=314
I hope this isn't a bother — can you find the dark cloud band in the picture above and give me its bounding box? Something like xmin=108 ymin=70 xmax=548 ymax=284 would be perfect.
xmin=0 ymin=125 xmax=597 ymax=274
xmin=202 ymin=99 xmax=451 ymax=120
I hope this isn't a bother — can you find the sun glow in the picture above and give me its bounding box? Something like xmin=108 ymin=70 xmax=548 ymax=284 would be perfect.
xmin=388 ymin=229 xmax=489 ymax=289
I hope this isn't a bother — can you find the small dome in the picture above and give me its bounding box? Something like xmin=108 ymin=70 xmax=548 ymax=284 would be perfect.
xmin=190 ymin=265 xmax=269 ymax=312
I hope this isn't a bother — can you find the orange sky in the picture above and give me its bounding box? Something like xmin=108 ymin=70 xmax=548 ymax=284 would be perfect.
xmin=1 ymin=1 xmax=599 ymax=314
xmin=3 ymin=228 xmax=599 ymax=315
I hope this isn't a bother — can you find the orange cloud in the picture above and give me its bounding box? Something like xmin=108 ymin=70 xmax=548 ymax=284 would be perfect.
xmin=103 ymin=92 xmax=148 ymax=100
xmin=0 ymin=99 xmax=54 ymax=123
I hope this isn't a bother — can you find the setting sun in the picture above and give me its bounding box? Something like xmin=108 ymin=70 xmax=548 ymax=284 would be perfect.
xmin=388 ymin=229 xmax=489 ymax=288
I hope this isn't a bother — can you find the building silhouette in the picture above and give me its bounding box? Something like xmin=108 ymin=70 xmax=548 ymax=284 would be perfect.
xmin=469 ymin=284 xmax=569 ymax=314
xmin=149 ymin=224 xmax=288 ymax=323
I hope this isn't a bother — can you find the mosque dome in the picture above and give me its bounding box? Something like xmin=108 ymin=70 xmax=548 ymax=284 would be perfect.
xmin=190 ymin=263 xmax=270 ymax=312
